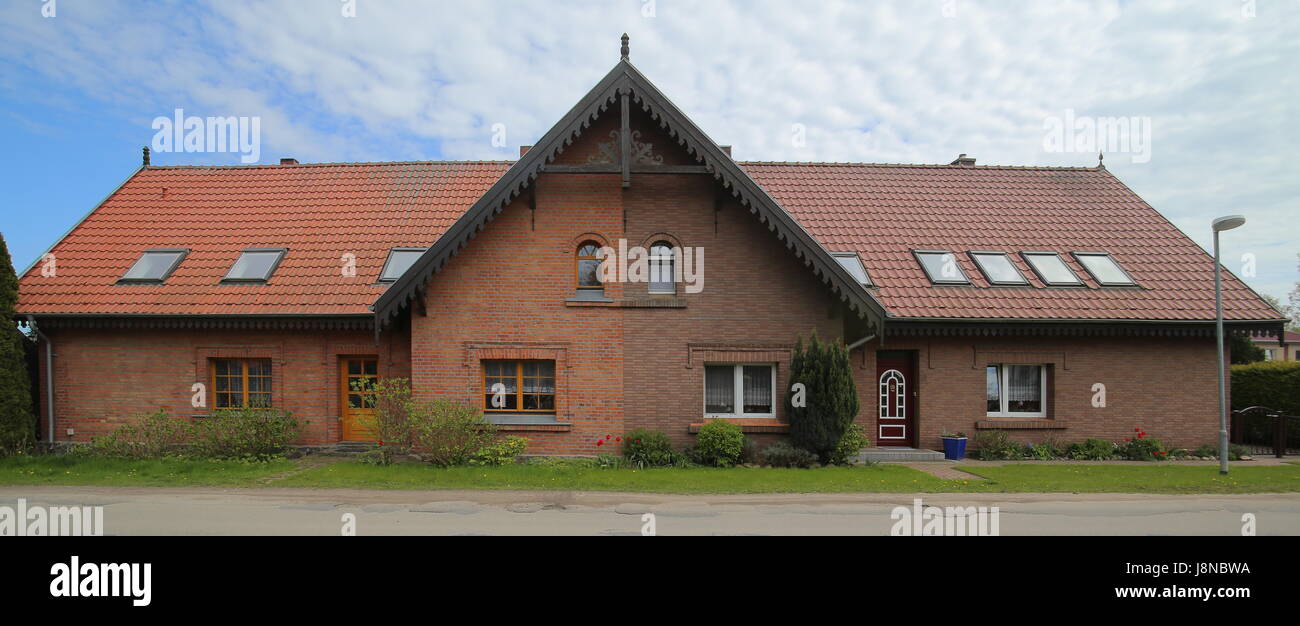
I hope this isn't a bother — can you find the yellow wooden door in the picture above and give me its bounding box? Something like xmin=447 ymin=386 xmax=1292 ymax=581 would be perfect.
xmin=339 ymin=357 xmax=379 ymax=442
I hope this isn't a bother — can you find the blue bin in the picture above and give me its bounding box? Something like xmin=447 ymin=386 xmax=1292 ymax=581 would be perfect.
xmin=942 ymin=437 xmax=967 ymax=460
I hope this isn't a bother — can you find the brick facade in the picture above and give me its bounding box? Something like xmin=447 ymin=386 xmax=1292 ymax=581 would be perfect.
xmin=31 ymin=112 xmax=1230 ymax=455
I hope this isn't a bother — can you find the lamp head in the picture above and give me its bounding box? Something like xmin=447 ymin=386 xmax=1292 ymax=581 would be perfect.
xmin=1212 ymin=215 xmax=1246 ymax=232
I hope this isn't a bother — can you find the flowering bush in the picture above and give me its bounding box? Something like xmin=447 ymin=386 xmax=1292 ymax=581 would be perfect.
xmin=622 ymin=428 xmax=684 ymax=468
xmin=1117 ymin=428 xmax=1167 ymax=461
xmin=468 ymin=435 xmax=529 ymax=466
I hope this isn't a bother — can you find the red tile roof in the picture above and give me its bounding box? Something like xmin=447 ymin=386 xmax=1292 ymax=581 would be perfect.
xmin=17 ymin=162 xmax=511 ymax=316
xmin=17 ymin=159 xmax=1282 ymax=323
xmin=742 ymin=162 xmax=1282 ymax=321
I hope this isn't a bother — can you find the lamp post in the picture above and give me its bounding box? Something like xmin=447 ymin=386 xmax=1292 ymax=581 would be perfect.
xmin=1212 ymin=215 xmax=1246 ymax=475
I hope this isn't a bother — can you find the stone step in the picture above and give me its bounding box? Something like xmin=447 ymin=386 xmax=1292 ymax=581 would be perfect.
xmin=853 ymin=447 xmax=948 ymax=463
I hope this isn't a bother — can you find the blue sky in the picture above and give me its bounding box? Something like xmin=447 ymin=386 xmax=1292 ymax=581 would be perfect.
xmin=1 ymin=0 xmax=1296 ymax=308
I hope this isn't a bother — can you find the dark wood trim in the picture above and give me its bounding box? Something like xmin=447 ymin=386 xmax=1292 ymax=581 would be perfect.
xmin=539 ymin=164 xmax=711 ymax=174
xmin=885 ymin=319 xmax=1285 ymax=338
xmin=28 ymin=315 xmax=374 ymax=331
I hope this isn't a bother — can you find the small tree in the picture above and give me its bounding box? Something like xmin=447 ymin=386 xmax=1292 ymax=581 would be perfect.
xmin=0 ymin=233 xmax=35 ymax=454
xmin=1229 ymin=333 xmax=1265 ymax=364
xmin=786 ymin=330 xmax=859 ymax=461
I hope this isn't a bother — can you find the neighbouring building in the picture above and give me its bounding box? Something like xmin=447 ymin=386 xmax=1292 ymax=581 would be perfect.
xmin=16 ymin=37 xmax=1287 ymax=454
xmin=1252 ymin=330 xmax=1299 ymax=362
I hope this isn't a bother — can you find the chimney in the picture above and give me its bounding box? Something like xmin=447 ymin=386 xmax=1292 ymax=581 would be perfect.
xmin=720 ymin=146 xmax=733 ymax=158
xmin=950 ymin=154 xmax=976 ymax=166
xmin=280 ymin=158 xmax=298 ymax=165
xmin=519 ymin=145 xmax=532 ymax=158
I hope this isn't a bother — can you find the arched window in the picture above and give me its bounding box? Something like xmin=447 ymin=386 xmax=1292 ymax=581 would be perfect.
xmin=648 ymin=241 xmax=675 ymax=294
xmin=576 ymin=241 xmax=603 ymax=292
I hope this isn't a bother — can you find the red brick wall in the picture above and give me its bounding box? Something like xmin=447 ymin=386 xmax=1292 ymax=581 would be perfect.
xmin=859 ymin=335 xmax=1222 ymax=451
xmin=37 ymin=325 xmax=407 ymax=446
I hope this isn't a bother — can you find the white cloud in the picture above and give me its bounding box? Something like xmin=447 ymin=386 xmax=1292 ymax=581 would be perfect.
xmin=1 ymin=0 xmax=1296 ymax=300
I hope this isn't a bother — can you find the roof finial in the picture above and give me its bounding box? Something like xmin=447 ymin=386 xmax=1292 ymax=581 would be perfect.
xmin=1098 ymin=151 xmax=1105 ymax=169
xmin=620 ymin=33 xmax=630 ymax=61
xmin=142 ymin=146 xmax=150 ymax=167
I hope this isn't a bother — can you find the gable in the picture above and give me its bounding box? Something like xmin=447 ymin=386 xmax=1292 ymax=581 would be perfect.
xmin=372 ymin=54 xmax=888 ymax=333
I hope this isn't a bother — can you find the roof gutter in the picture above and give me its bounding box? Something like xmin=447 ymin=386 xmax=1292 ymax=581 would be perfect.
xmin=25 ymin=316 xmax=54 ymax=443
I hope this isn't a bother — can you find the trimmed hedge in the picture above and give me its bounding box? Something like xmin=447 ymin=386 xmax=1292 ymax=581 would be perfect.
xmin=1231 ymin=361 xmax=1300 ymax=415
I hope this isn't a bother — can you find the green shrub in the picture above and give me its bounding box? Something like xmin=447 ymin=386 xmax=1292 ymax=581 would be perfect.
xmin=759 ymin=441 xmax=817 ymax=468
xmin=364 ymin=378 xmax=418 ymax=465
xmin=1066 ymin=438 xmax=1118 ymax=461
xmin=82 ymin=408 xmax=298 ymax=461
xmin=786 ymin=331 xmax=859 ymax=462
xmin=1230 ymin=361 xmax=1300 ymax=415
xmin=469 ymin=436 xmax=529 ymax=466
xmin=190 ymin=407 xmax=301 ymax=461
xmin=827 ymin=424 xmax=870 ymax=466
xmin=1192 ymin=443 xmax=1248 ymax=461
xmin=973 ymin=430 xmax=1021 ymax=460
xmin=622 ymin=428 xmax=683 ymax=468
xmin=409 ymin=398 xmax=495 ymax=467
xmin=693 ymin=420 xmax=745 ymax=467
xmin=1230 ymin=444 xmax=1251 ymax=460
xmin=81 ymin=410 xmax=191 ymax=459
xmin=1117 ymin=428 xmax=1167 ymax=461
xmin=0 ymin=234 xmax=36 ymax=456
xmin=595 ymin=452 xmax=624 ymax=469
xmin=1026 ymin=442 xmax=1056 ymax=461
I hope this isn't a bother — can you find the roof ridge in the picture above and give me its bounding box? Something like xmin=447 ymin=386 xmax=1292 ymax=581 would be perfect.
xmin=738 ymin=161 xmax=1103 ymax=171
xmin=144 ymin=159 xmax=517 ymax=170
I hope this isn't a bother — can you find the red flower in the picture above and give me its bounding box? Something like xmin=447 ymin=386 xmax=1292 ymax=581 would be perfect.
xmin=1138 ymin=432 xmax=1145 ymax=439
xmin=1125 ymin=438 xmax=1131 ymax=442
xmin=1135 ymin=428 xmax=1141 ymax=432
xmin=596 ymin=439 xmax=604 ymax=447
xmin=378 ymin=440 xmax=384 ymax=446
xmin=615 ymin=436 xmax=622 ymax=442
xmin=606 ymin=434 xmax=612 ymax=440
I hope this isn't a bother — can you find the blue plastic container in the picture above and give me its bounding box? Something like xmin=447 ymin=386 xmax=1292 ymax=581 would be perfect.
xmin=942 ymin=437 xmax=967 ymax=460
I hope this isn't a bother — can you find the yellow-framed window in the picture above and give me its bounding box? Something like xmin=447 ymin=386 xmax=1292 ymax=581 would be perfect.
xmin=212 ymin=358 xmax=273 ymax=409
xmin=483 ymin=360 xmax=555 ymax=413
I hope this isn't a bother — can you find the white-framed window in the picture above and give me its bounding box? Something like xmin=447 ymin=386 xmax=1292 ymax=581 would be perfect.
xmin=1072 ymin=252 xmax=1136 ymax=286
xmin=648 ymin=241 xmax=676 ymax=294
xmin=704 ymin=363 xmax=776 ymax=418
xmin=1263 ymin=349 xmax=1275 ymax=361
xmin=379 ymin=247 xmax=426 ymax=282
xmin=985 ymin=364 xmax=1047 ymax=418
xmin=914 ymin=250 xmax=970 ymax=285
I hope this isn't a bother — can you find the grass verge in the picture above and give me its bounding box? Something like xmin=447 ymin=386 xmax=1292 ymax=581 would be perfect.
xmin=0 ymin=455 xmax=295 ymax=488
xmin=954 ymin=463 xmax=1300 ymax=494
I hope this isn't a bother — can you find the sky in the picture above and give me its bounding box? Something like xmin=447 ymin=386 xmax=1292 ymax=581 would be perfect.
xmin=1 ymin=0 xmax=1296 ymax=306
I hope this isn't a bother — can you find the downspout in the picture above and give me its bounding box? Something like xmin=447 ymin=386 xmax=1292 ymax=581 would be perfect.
xmin=846 ymin=333 xmax=876 ymax=352
xmin=26 ymin=316 xmax=54 ymax=442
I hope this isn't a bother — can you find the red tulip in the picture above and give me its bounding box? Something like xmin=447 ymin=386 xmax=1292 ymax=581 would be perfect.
xmin=596 ymin=440 xmax=604 ymax=446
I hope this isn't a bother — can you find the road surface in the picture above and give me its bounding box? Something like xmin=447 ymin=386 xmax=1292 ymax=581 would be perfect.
xmin=2 ymin=486 xmax=1295 ymax=535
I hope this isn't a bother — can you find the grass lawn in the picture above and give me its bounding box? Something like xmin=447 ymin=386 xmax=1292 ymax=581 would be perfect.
xmin=955 ymin=463 xmax=1300 ymax=494
xmin=0 ymin=455 xmax=296 ymax=488
xmin=1 ymin=456 xmax=1297 ymax=494
xmin=273 ymin=462 xmax=963 ymax=494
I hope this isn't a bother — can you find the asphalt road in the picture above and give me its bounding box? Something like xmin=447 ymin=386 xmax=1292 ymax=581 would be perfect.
xmin=2 ymin=486 xmax=1296 ymax=536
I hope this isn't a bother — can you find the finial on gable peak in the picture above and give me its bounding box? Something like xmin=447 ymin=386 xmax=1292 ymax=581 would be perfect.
xmin=1098 ymin=151 xmax=1105 ymax=169
xmin=620 ymin=33 xmax=630 ymax=61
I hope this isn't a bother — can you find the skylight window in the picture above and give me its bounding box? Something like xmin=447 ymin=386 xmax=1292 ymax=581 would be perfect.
xmin=1021 ymin=252 xmax=1082 ymax=286
xmin=831 ymin=252 xmax=872 ymax=287
xmin=119 ymin=249 xmax=187 ymax=283
xmin=914 ymin=250 xmax=969 ymax=285
xmin=1073 ymin=252 xmax=1135 ymax=286
xmin=970 ymin=252 xmax=1027 ymax=285
xmin=379 ymin=248 xmax=426 ymax=282
xmin=222 ymin=249 xmax=286 ymax=283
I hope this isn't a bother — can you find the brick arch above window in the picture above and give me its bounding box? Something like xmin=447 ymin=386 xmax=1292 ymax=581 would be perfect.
xmin=567 ymin=232 xmax=612 ymax=251
xmin=637 ymin=231 xmax=684 ymax=250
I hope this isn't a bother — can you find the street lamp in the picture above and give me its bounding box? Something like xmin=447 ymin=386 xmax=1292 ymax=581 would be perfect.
xmin=1212 ymin=215 xmax=1245 ymax=476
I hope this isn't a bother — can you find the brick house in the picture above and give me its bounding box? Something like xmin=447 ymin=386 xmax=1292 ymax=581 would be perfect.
xmin=1252 ymin=330 xmax=1299 ymax=362
xmin=16 ymin=38 xmax=1286 ymax=455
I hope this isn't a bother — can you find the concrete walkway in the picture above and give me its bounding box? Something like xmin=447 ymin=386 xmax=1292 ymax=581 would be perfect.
xmin=3 ymin=485 xmax=1296 ymax=535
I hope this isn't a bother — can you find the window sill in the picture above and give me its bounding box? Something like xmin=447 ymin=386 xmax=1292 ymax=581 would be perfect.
xmin=493 ymin=423 xmax=573 ymax=433
xmin=975 ymin=419 xmax=1066 ymax=430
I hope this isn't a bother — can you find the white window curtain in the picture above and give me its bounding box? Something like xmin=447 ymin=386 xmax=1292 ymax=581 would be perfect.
xmin=704 ymin=365 xmax=734 ymax=413
xmin=742 ymin=365 xmax=773 ymax=413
